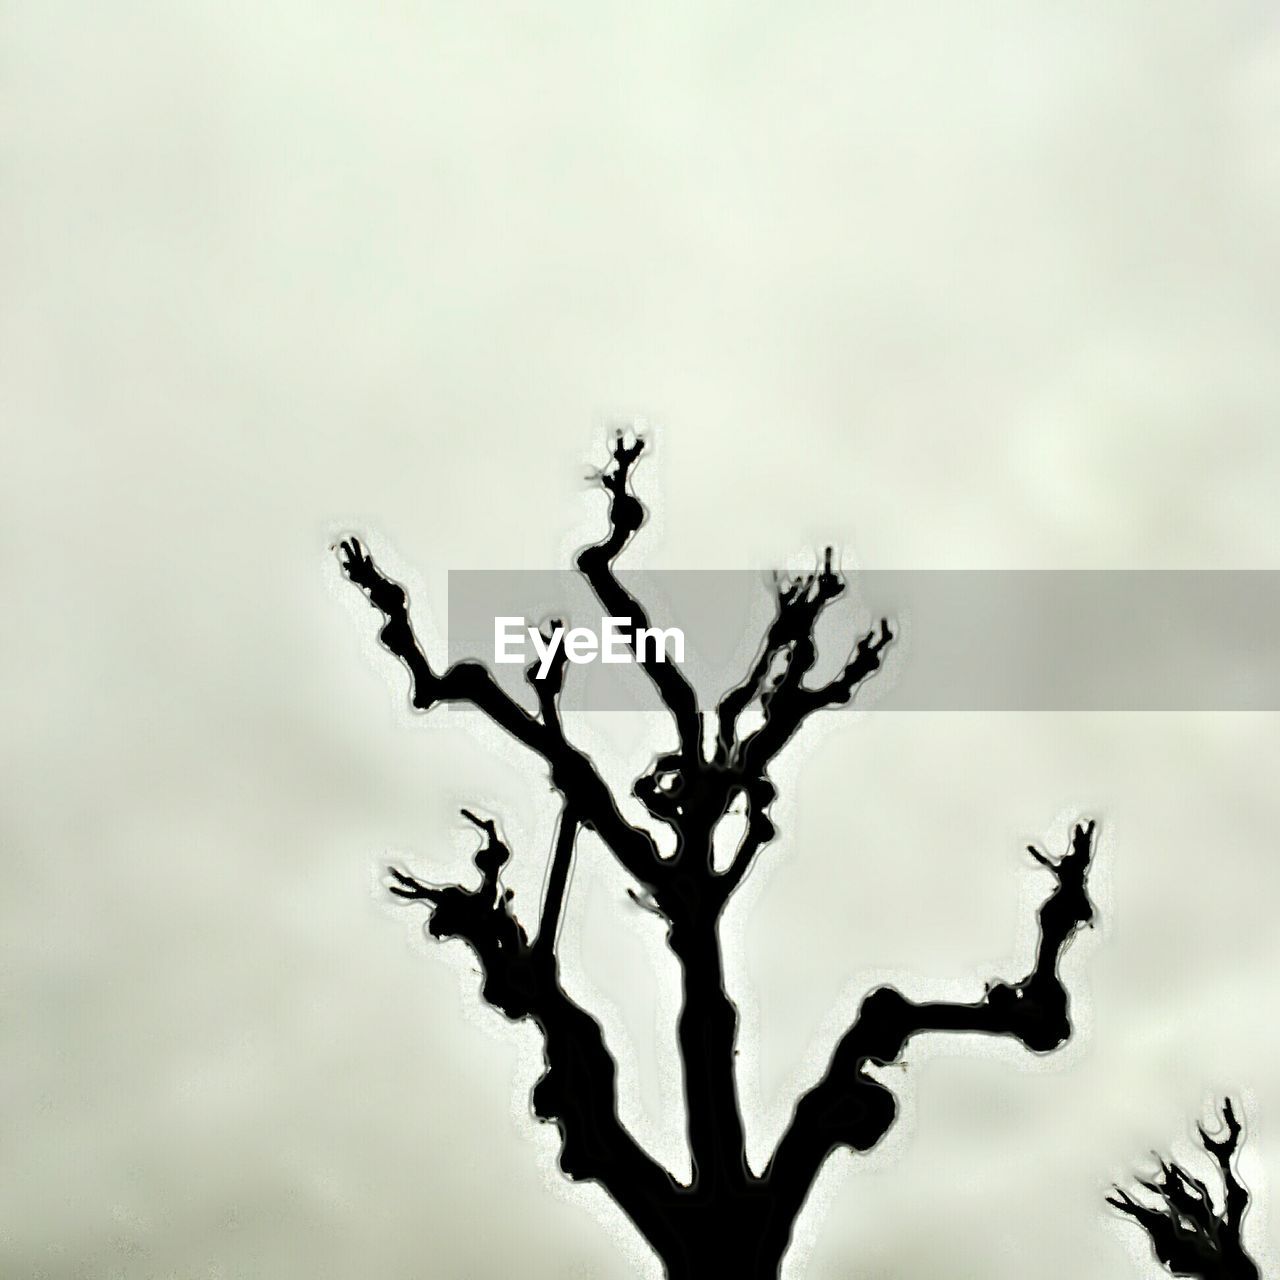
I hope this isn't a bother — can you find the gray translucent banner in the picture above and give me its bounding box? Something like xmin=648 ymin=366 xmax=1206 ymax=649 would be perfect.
xmin=446 ymin=571 xmax=1280 ymax=711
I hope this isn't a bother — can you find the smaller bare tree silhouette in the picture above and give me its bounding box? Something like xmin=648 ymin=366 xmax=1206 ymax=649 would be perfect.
xmin=1109 ymin=1098 xmax=1260 ymax=1280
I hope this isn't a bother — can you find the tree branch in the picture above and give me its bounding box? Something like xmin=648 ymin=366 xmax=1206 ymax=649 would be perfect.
xmin=339 ymin=537 xmax=542 ymax=747
xmin=714 ymin=551 xmax=843 ymax=762
xmin=387 ymin=808 xmax=533 ymax=1017
xmin=739 ymin=618 xmax=893 ymax=776
xmin=337 ymin=537 xmax=666 ymax=890
xmin=714 ymin=548 xmax=893 ymax=776
xmin=576 ymin=432 xmax=704 ymax=764
xmin=764 ymin=820 xmax=1097 ymax=1222
xmin=534 ymin=805 xmax=579 ymax=964
xmin=387 ymin=810 xmax=679 ymax=1244
xmin=527 ymin=616 xmax=570 ymax=741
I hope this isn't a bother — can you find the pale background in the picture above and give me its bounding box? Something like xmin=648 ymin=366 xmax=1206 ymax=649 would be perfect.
xmin=4 ymin=3 xmax=1280 ymax=1277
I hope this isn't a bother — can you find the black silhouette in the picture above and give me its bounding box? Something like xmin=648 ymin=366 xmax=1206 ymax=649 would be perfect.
xmin=1110 ymin=1098 xmax=1260 ymax=1279
xmin=337 ymin=433 xmax=1097 ymax=1277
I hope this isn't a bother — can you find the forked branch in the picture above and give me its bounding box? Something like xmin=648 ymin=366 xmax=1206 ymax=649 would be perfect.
xmin=765 ymin=821 xmax=1098 ymax=1225
xmin=337 ymin=536 xmax=666 ymax=890
xmin=387 ymin=809 xmax=680 ymax=1244
xmin=715 ymin=548 xmax=893 ymax=774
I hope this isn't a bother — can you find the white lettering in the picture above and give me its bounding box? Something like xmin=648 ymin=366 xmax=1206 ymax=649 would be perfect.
xmin=635 ymin=625 xmax=684 ymax=664
xmin=493 ymin=616 xmax=685 ymax=673
xmin=494 ymin=617 xmax=527 ymax=664
xmin=563 ymin=626 xmax=598 ymax=663
xmin=528 ymin=625 xmax=562 ymax=679
xmin=600 ymin=616 xmax=631 ymax=663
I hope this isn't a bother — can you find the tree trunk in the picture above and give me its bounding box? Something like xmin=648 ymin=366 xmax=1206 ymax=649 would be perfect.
xmin=654 ymin=1194 xmax=791 ymax=1280
xmin=650 ymin=910 xmax=797 ymax=1277
xmin=670 ymin=913 xmax=747 ymax=1188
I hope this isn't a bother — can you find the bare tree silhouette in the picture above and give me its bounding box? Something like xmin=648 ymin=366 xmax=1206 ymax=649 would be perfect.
xmin=1110 ymin=1098 xmax=1260 ymax=1280
xmin=337 ymin=433 xmax=1098 ymax=1278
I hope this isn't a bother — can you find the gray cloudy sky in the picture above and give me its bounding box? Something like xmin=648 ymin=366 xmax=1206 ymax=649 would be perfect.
xmin=4 ymin=3 xmax=1280 ymax=1277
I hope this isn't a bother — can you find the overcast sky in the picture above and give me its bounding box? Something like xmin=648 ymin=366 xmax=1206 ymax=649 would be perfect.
xmin=5 ymin=3 xmax=1280 ymax=1277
